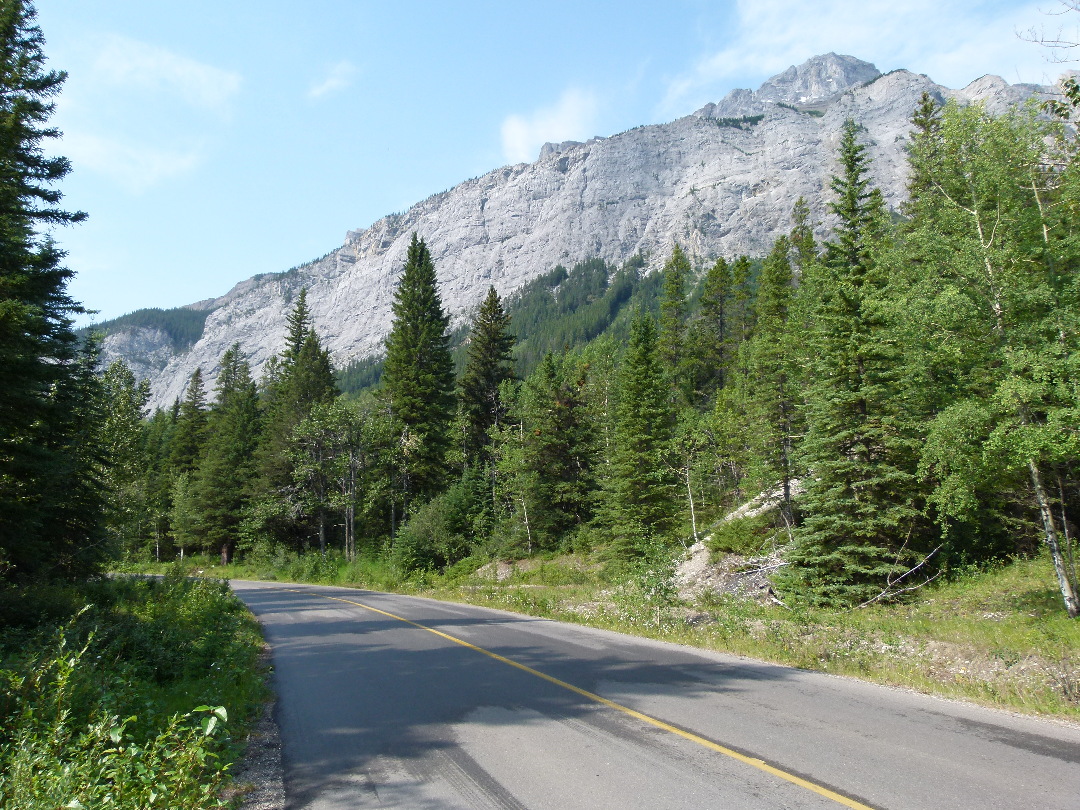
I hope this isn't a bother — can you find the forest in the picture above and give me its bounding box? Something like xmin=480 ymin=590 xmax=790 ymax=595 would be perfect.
xmin=3 ymin=1 xmax=1077 ymax=803
xmin=3 ymin=27 xmax=1080 ymax=622
xmin=46 ymin=95 xmax=1076 ymax=619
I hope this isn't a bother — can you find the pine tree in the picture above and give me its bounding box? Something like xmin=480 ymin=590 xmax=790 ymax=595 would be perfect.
xmin=254 ymin=293 xmax=338 ymax=542
xmin=608 ymin=312 xmax=678 ymax=556
xmin=735 ymin=236 xmax=799 ymax=526
xmin=460 ymin=286 xmax=515 ymax=464
xmin=169 ymin=368 xmax=208 ymax=474
xmin=195 ymin=345 xmax=261 ymax=564
xmin=0 ymin=1 xmax=93 ymax=577
xmin=658 ymin=244 xmax=691 ymax=399
xmin=685 ymin=256 xmax=731 ymax=406
xmin=780 ymin=119 xmax=925 ymax=607
xmin=512 ymin=353 xmax=596 ymax=548
xmin=382 ymin=233 xmax=455 ymax=506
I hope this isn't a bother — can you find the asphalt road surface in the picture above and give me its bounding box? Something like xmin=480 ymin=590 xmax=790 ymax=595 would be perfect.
xmin=231 ymin=580 xmax=1080 ymax=810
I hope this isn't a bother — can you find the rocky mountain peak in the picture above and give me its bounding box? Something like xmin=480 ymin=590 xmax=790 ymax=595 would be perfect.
xmin=756 ymin=53 xmax=881 ymax=106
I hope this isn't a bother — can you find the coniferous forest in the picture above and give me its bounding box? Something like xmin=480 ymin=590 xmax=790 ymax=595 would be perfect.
xmin=2 ymin=1 xmax=1077 ymax=803
xmin=43 ymin=97 xmax=1075 ymax=618
xmin=2 ymin=8 xmax=1079 ymax=621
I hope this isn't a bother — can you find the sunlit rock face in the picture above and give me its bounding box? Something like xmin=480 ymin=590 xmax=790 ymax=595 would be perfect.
xmin=102 ymin=53 xmax=1049 ymax=409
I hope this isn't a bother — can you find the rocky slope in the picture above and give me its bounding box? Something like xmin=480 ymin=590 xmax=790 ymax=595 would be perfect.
xmin=100 ymin=54 xmax=1050 ymax=409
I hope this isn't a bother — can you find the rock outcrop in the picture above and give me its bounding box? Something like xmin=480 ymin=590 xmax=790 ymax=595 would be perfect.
xmin=99 ymin=54 xmax=1052 ymax=409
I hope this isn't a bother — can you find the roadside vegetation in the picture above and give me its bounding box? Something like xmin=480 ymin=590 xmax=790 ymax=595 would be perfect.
xmin=148 ymin=549 xmax=1080 ymax=720
xmin=0 ymin=572 xmax=266 ymax=808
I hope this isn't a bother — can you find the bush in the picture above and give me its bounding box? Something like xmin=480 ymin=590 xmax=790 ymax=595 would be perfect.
xmin=707 ymin=511 xmax=781 ymax=556
xmin=0 ymin=574 xmax=265 ymax=808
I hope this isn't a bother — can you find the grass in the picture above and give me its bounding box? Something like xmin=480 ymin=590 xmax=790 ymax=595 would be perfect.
xmin=0 ymin=571 xmax=267 ymax=809
xmin=139 ymin=548 xmax=1080 ymax=720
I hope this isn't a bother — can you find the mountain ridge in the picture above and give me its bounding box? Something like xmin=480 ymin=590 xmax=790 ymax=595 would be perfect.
xmin=96 ymin=54 xmax=1051 ymax=409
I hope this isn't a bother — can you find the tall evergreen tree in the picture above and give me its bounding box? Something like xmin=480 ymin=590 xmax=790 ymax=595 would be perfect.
xmin=196 ymin=345 xmax=261 ymax=564
xmin=510 ymin=353 xmax=596 ymax=548
xmin=608 ymin=312 xmax=678 ymax=556
xmin=382 ymin=233 xmax=455 ymax=506
xmin=658 ymin=244 xmax=691 ymax=399
xmin=737 ymin=236 xmax=800 ymax=526
xmin=169 ymin=368 xmax=208 ymax=474
xmin=685 ymin=256 xmax=731 ymax=406
xmin=460 ymin=286 xmax=516 ymax=463
xmin=0 ymin=1 xmax=93 ymax=577
xmin=781 ymin=119 xmax=926 ymax=607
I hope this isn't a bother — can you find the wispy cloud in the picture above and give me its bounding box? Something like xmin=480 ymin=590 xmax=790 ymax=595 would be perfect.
xmin=93 ymin=34 xmax=242 ymax=115
xmin=501 ymin=88 xmax=599 ymax=164
xmin=63 ymin=132 xmax=202 ymax=195
xmin=309 ymin=60 xmax=357 ymax=100
xmin=660 ymin=0 xmax=1055 ymax=117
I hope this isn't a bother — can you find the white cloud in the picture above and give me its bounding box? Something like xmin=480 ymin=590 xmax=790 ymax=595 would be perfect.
xmin=660 ymin=0 xmax=1056 ymax=117
xmin=501 ymin=88 xmax=599 ymax=164
xmin=63 ymin=132 xmax=202 ymax=194
xmin=93 ymin=34 xmax=242 ymax=115
xmin=309 ymin=60 xmax=357 ymax=100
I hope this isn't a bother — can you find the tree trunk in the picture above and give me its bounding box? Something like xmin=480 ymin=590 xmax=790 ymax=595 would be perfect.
xmin=1029 ymin=460 xmax=1080 ymax=618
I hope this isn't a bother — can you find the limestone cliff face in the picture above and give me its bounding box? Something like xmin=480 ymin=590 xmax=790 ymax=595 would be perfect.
xmin=100 ymin=54 xmax=1050 ymax=409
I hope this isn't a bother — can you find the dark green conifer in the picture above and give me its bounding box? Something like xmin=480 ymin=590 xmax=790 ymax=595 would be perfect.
xmin=608 ymin=312 xmax=678 ymax=556
xmin=169 ymin=368 xmax=208 ymax=474
xmin=382 ymin=233 xmax=455 ymax=505
xmin=196 ymin=345 xmax=261 ymax=564
xmin=780 ymin=119 xmax=924 ymax=607
xmin=460 ymin=286 xmax=515 ymax=463
xmin=0 ymin=1 xmax=94 ymax=577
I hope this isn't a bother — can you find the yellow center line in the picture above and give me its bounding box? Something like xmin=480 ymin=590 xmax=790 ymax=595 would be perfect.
xmin=278 ymin=586 xmax=876 ymax=810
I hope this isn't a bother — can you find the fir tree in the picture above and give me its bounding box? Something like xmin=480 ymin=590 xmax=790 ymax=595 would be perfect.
xmin=460 ymin=286 xmax=515 ymax=464
xmin=608 ymin=312 xmax=678 ymax=556
xmin=685 ymin=256 xmax=731 ymax=405
xmin=0 ymin=1 xmax=93 ymax=577
xmin=382 ymin=233 xmax=455 ymax=506
xmin=169 ymin=368 xmax=208 ymax=474
xmin=514 ymin=353 xmax=596 ymax=547
xmin=780 ymin=119 xmax=925 ymax=607
xmin=196 ymin=345 xmax=261 ymax=564
xmin=658 ymin=244 xmax=691 ymax=399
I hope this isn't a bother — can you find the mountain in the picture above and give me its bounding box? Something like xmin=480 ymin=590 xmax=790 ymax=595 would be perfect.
xmin=95 ymin=54 xmax=1050 ymax=409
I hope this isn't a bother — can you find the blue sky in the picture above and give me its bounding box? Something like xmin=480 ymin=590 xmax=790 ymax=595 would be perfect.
xmin=35 ymin=0 xmax=1069 ymax=323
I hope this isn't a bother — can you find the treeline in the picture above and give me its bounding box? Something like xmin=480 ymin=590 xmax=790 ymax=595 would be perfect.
xmin=93 ymin=95 xmax=1080 ymax=616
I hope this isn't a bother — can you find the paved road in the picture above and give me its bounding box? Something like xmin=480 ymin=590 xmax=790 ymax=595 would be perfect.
xmin=231 ymin=580 xmax=1080 ymax=810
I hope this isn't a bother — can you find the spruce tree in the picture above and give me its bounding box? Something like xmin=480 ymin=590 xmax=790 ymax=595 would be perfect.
xmin=735 ymin=236 xmax=799 ymax=526
xmin=685 ymin=256 xmax=731 ymax=405
xmin=382 ymin=233 xmax=455 ymax=506
xmin=196 ymin=345 xmax=261 ymax=564
xmin=658 ymin=244 xmax=691 ymax=399
xmin=608 ymin=312 xmax=678 ymax=556
xmin=460 ymin=286 xmax=515 ymax=464
xmin=0 ymin=1 xmax=94 ymax=577
xmin=513 ymin=353 xmax=596 ymax=547
xmin=169 ymin=368 xmax=208 ymax=474
xmin=780 ymin=119 xmax=925 ymax=607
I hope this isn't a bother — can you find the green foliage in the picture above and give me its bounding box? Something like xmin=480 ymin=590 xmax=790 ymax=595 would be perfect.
xmin=708 ymin=512 xmax=780 ymax=556
xmin=79 ymin=307 xmax=212 ymax=353
xmin=382 ymin=234 xmax=456 ymax=504
xmin=711 ymin=114 xmax=764 ymax=129
xmin=0 ymin=574 xmax=265 ymax=808
xmin=460 ymin=286 xmax=516 ymax=463
xmin=607 ymin=312 xmax=678 ymax=554
xmin=0 ymin=1 xmax=105 ymax=580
